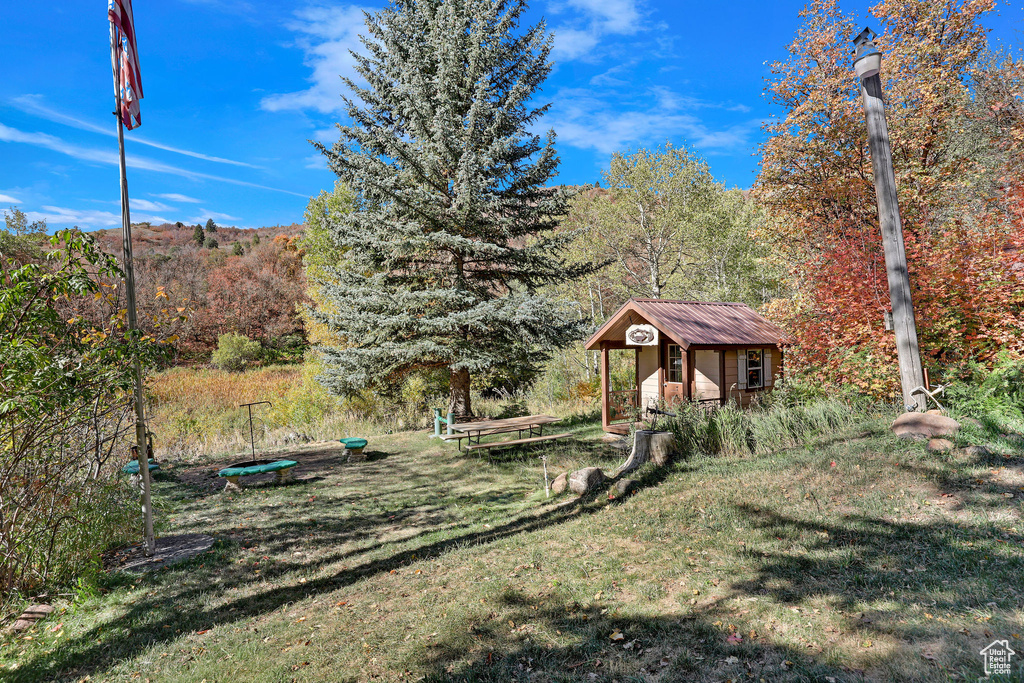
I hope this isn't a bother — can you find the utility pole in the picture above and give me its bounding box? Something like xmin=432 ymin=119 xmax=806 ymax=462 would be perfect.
xmin=853 ymin=28 xmax=927 ymax=412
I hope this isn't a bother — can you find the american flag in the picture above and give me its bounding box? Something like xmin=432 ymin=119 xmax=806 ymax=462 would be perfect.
xmin=108 ymin=0 xmax=143 ymax=130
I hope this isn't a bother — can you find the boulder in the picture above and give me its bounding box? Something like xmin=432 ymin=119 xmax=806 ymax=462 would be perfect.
xmin=1004 ymin=433 xmax=1024 ymax=449
xmin=892 ymin=412 xmax=959 ymax=441
xmin=963 ymin=444 xmax=993 ymax=458
xmin=551 ymin=472 xmax=568 ymax=495
xmin=615 ymin=478 xmax=638 ymax=496
xmin=569 ymin=467 xmax=605 ymax=495
xmin=927 ymin=438 xmax=954 ymax=453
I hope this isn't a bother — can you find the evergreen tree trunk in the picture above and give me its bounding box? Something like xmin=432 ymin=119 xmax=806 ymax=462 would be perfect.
xmin=448 ymin=368 xmax=472 ymax=418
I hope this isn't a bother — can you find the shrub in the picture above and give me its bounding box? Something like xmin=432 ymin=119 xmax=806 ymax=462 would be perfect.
xmin=211 ymin=332 xmax=261 ymax=372
xmin=946 ymin=354 xmax=1024 ymax=424
xmin=204 ymin=236 xmax=219 ymax=249
xmin=1 ymin=230 xmax=162 ymax=599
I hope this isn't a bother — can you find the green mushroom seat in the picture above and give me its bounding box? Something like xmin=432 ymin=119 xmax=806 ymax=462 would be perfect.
xmin=122 ymin=459 xmax=159 ymax=475
xmin=217 ymin=459 xmax=298 ymax=489
xmin=339 ymin=438 xmax=368 ymax=453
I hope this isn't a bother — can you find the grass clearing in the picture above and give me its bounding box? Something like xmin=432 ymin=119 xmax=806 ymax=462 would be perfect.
xmin=3 ymin=409 xmax=1023 ymax=681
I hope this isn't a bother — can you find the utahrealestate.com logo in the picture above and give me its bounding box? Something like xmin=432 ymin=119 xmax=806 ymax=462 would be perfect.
xmin=980 ymin=640 xmax=1015 ymax=677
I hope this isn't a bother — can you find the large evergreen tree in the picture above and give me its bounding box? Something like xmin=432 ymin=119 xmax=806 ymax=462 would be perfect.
xmin=312 ymin=0 xmax=591 ymax=416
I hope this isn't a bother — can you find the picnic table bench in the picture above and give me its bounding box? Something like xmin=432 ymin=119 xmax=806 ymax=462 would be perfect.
xmin=443 ymin=415 xmax=569 ymax=452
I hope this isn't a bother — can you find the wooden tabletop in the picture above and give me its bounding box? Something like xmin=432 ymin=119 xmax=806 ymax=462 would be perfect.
xmin=450 ymin=414 xmax=560 ymax=433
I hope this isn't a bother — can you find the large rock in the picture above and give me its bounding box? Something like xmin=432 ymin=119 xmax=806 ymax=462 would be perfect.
xmin=615 ymin=478 xmax=638 ymax=496
xmin=892 ymin=412 xmax=959 ymax=441
xmin=550 ymin=472 xmax=568 ymax=495
xmin=569 ymin=467 xmax=605 ymax=495
xmin=927 ymin=438 xmax=954 ymax=453
xmin=1004 ymin=433 xmax=1024 ymax=449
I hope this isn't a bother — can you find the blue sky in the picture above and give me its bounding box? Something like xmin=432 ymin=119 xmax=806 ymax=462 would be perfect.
xmin=1 ymin=1 xmax=1021 ymax=231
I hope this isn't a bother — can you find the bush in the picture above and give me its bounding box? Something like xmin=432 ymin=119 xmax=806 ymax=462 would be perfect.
xmin=946 ymin=354 xmax=1024 ymax=424
xmin=1 ymin=230 xmax=162 ymax=599
xmin=211 ymin=333 xmax=261 ymax=372
xmin=204 ymin=236 xmax=219 ymax=249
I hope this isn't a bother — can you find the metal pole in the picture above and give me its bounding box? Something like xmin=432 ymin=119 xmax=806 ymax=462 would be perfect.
xmin=859 ymin=73 xmax=927 ymax=412
xmin=110 ymin=24 xmax=155 ymax=555
xmin=248 ymin=404 xmax=255 ymax=461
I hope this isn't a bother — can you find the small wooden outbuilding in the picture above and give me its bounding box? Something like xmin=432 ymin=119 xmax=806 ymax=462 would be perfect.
xmin=584 ymin=299 xmax=788 ymax=433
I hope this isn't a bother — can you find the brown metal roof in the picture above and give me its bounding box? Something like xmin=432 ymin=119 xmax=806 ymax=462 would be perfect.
xmin=584 ymin=298 xmax=788 ymax=350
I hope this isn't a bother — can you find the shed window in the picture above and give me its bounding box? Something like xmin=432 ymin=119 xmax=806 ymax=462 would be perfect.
xmin=746 ymin=349 xmax=763 ymax=389
xmin=667 ymin=344 xmax=683 ymax=383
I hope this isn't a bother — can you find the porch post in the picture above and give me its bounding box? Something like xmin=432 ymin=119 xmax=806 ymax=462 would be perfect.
xmin=686 ymin=349 xmax=694 ymax=401
xmin=601 ymin=342 xmax=610 ymax=430
xmin=719 ymin=350 xmax=727 ymax=407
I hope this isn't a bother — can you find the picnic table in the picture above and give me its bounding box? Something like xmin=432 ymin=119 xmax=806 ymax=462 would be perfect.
xmin=442 ymin=414 xmax=570 ymax=452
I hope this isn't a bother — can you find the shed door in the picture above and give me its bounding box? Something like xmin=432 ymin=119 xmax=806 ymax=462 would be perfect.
xmin=663 ymin=343 xmax=685 ymax=405
xmin=693 ymin=350 xmax=721 ymax=402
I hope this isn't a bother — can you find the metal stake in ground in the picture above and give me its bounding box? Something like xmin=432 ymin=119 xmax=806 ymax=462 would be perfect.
xmin=853 ymin=28 xmax=927 ymax=412
xmin=240 ymin=401 xmax=272 ymax=462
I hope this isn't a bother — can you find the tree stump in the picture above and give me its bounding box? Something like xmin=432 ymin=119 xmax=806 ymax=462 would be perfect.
xmin=616 ymin=430 xmax=676 ymax=475
xmin=650 ymin=432 xmax=676 ymax=466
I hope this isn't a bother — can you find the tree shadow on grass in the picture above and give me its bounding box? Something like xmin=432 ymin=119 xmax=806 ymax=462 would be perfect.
xmin=12 ymin=456 xmax=671 ymax=681
xmin=411 ymin=592 xmax=866 ymax=682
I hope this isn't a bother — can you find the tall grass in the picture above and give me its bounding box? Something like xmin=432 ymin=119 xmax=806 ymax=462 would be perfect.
xmin=146 ymin=364 xmax=604 ymax=461
xmin=665 ymin=391 xmax=881 ymax=458
xmin=147 ymin=364 xmax=447 ymax=460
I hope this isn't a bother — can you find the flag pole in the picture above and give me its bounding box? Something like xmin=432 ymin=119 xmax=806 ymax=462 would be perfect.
xmin=110 ymin=23 xmax=155 ymax=556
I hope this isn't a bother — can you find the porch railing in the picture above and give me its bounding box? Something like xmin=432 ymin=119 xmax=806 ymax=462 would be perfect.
xmin=609 ymin=389 xmax=638 ymax=422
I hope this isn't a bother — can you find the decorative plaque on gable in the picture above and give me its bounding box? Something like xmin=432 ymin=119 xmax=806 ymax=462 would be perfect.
xmin=625 ymin=324 xmax=658 ymax=346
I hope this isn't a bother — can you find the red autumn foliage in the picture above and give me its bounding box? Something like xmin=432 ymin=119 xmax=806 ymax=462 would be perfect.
xmin=756 ymin=0 xmax=1024 ymax=397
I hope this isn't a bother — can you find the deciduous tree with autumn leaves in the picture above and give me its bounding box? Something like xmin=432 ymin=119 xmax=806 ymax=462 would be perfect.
xmin=756 ymin=0 xmax=1024 ymax=397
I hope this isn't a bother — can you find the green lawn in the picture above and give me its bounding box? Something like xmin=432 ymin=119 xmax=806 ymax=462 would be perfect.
xmin=3 ymin=412 xmax=1023 ymax=682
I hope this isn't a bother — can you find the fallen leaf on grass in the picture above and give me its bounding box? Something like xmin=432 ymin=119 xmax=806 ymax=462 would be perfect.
xmin=660 ymin=657 xmax=671 ymax=667
xmin=724 ymin=656 xmax=739 ymax=665
xmin=861 ymin=640 xmax=873 ymax=648
xmin=726 ymin=634 xmax=743 ymax=644
xmin=609 ymin=629 xmax=624 ymax=641
xmin=196 ymin=629 xmax=210 ymax=636
xmin=922 ymin=651 xmax=938 ymax=662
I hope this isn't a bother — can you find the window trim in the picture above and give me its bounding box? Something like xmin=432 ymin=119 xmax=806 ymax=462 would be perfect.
xmin=746 ymin=349 xmax=764 ymax=390
xmin=666 ymin=344 xmax=684 ymax=384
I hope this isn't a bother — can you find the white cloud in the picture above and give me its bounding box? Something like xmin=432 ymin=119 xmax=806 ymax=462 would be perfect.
xmin=550 ymin=0 xmax=645 ymax=62
xmin=305 ymin=154 xmax=329 ymax=170
xmin=552 ymin=28 xmax=600 ymax=61
xmin=0 ymin=122 xmax=307 ymax=197
xmin=261 ymin=5 xmax=371 ymax=114
xmin=130 ymin=198 xmax=175 ymax=212
xmin=562 ymin=0 xmax=641 ymax=34
xmin=0 ymin=193 xmax=23 ymax=204
xmin=10 ymin=95 xmax=263 ymax=169
xmin=26 ymin=205 xmax=169 ymax=229
xmin=192 ymin=210 xmax=241 ymax=224
xmin=546 ymin=88 xmax=760 ymax=156
xmin=153 ymin=193 xmax=202 ymax=203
